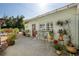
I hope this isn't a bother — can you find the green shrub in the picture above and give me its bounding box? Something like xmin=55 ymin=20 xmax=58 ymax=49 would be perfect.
xmin=11 ymin=34 xmax=16 ymax=41
xmin=7 ymin=33 xmax=16 ymax=42
xmin=13 ymin=28 xmax=19 ymax=34
xmin=54 ymin=45 xmax=61 ymax=50
xmin=0 ymin=29 xmax=4 ymax=32
xmin=49 ymin=31 xmax=54 ymax=36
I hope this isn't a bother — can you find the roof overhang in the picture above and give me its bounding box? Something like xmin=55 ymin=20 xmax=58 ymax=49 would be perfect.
xmin=26 ymin=3 xmax=78 ymax=22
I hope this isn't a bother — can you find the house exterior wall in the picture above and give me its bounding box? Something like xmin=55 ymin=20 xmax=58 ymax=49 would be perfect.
xmin=28 ymin=6 xmax=76 ymax=33
xmin=25 ymin=5 xmax=79 ymax=48
xmin=25 ymin=23 xmax=29 ymax=30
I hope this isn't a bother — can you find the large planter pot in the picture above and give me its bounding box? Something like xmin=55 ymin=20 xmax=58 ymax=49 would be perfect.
xmin=7 ymin=36 xmax=15 ymax=46
xmin=9 ymin=41 xmax=15 ymax=46
xmin=49 ymin=35 xmax=53 ymax=40
xmin=65 ymin=45 xmax=77 ymax=53
xmin=7 ymin=40 xmax=15 ymax=46
xmin=7 ymin=33 xmax=16 ymax=46
xmin=48 ymin=33 xmax=53 ymax=41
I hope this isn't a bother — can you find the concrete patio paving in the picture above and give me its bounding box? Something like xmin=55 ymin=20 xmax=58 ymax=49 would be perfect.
xmin=3 ymin=34 xmax=57 ymax=56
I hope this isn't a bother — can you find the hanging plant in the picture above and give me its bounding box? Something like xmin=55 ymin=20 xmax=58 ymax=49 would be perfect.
xmin=63 ymin=29 xmax=68 ymax=35
xmin=64 ymin=20 xmax=69 ymax=25
xmin=67 ymin=36 xmax=73 ymax=46
xmin=60 ymin=21 xmax=63 ymax=26
xmin=58 ymin=29 xmax=63 ymax=35
xmin=57 ymin=21 xmax=61 ymax=25
xmin=56 ymin=21 xmax=64 ymax=26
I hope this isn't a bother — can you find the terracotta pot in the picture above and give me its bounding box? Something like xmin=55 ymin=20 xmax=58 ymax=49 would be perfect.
xmin=48 ymin=34 xmax=53 ymax=40
xmin=50 ymin=35 xmax=53 ymax=40
xmin=58 ymin=35 xmax=63 ymax=41
xmin=66 ymin=45 xmax=77 ymax=53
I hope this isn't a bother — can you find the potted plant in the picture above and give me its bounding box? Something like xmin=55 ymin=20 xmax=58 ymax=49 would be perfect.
xmin=10 ymin=33 xmax=16 ymax=45
xmin=65 ymin=36 xmax=77 ymax=54
xmin=53 ymin=40 xmax=62 ymax=55
xmin=54 ymin=45 xmax=62 ymax=55
xmin=14 ymin=28 xmax=19 ymax=34
xmin=63 ymin=29 xmax=68 ymax=35
xmin=58 ymin=29 xmax=64 ymax=41
xmin=56 ymin=21 xmax=64 ymax=26
xmin=64 ymin=20 xmax=69 ymax=25
xmin=7 ymin=33 xmax=16 ymax=46
xmin=48 ymin=30 xmax=54 ymax=41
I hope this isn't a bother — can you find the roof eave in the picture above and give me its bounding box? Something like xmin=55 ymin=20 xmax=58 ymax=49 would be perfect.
xmin=26 ymin=3 xmax=78 ymax=22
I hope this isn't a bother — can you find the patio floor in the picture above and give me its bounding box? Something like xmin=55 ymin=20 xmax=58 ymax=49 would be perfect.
xmin=2 ymin=34 xmax=57 ymax=56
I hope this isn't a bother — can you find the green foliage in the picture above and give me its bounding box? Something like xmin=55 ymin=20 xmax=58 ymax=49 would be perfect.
xmin=49 ymin=31 xmax=54 ymax=36
xmin=1 ymin=15 xmax=25 ymax=30
xmin=16 ymin=15 xmax=25 ymax=30
xmin=0 ymin=29 xmax=5 ymax=32
xmin=13 ymin=28 xmax=19 ymax=34
xmin=54 ymin=44 xmax=61 ymax=50
xmin=7 ymin=32 xmax=16 ymax=41
xmin=11 ymin=33 xmax=16 ymax=41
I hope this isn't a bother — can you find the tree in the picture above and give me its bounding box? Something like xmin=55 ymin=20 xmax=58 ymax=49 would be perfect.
xmin=16 ymin=15 xmax=25 ymax=31
xmin=1 ymin=15 xmax=25 ymax=30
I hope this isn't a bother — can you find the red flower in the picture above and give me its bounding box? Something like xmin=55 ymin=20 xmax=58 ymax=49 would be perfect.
xmin=53 ymin=40 xmax=58 ymax=45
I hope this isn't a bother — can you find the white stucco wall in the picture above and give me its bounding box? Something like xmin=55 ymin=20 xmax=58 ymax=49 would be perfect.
xmin=28 ymin=6 xmax=76 ymax=33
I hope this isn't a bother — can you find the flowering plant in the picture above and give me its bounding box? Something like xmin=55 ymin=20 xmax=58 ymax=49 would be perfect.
xmin=53 ymin=40 xmax=58 ymax=45
xmin=53 ymin=40 xmax=61 ymax=50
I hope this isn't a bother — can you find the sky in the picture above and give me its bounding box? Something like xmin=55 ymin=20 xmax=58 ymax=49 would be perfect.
xmin=0 ymin=3 xmax=68 ymax=19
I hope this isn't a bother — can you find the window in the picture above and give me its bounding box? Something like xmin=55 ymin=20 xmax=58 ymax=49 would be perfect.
xmin=46 ymin=23 xmax=53 ymax=31
xmin=46 ymin=23 xmax=49 ymax=30
xmin=39 ymin=24 xmax=45 ymax=30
